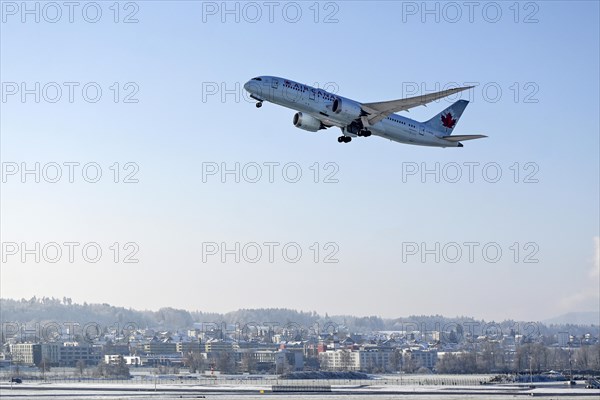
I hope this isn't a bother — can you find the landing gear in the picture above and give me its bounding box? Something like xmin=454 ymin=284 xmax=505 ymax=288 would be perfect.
xmin=256 ymin=102 xmax=263 ymax=108
xmin=357 ymin=129 xmax=372 ymax=137
xmin=337 ymin=136 xmax=352 ymax=143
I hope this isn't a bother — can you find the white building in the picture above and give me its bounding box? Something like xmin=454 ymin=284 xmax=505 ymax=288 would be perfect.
xmin=320 ymin=346 xmax=398 ymax=372
xmin=319 ymin=350 xmax=360 ymax=371
xmin=105 ymin=354 xmax=141 ymax=365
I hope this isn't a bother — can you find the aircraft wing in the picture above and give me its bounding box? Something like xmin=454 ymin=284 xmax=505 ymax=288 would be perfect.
xmin=361 ymin=86 xmax=474 ymax=125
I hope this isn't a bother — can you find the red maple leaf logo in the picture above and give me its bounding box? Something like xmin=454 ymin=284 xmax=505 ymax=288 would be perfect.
xmin=441 ymin=112 xmax=457 ymax=129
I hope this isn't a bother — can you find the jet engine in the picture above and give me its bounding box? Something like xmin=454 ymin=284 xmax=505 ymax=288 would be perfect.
xmin=331 ymin=97 xmax=363 ymax=121
xmin=293 ymin=112 xmax=323 ymax=132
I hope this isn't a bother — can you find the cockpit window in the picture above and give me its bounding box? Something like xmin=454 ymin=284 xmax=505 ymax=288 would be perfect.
xmin=252 ymin=77 xmax=262 ymax=81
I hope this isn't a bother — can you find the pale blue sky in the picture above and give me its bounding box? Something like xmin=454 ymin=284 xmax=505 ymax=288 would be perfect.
xmin=1 ymin=1 xmax=598 ymax=321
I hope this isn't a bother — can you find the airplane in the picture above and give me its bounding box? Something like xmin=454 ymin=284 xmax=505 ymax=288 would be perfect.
xmin=243 ymin=76 xmax=487 ymax=147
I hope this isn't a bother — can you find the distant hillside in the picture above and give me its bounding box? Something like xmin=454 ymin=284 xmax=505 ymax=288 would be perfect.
xmin=1 ymin=297 xmax=598 ymax=336
xmin=543 ymin=311 xmax=600 ymax=326
xmin=0 ymin=298 xmax=481 ymax=332
xmin=0 ymin=298 xmax=328 ymax=330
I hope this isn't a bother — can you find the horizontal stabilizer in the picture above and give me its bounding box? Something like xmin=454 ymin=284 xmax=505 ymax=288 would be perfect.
xmin=442 ymin=135 xmax=487 ymax=142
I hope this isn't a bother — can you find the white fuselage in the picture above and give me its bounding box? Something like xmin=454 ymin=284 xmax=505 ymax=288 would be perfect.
xmin=244 ymin=76 xmax=460 ymax=148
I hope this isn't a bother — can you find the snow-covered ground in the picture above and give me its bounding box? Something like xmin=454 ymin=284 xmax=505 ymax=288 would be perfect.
xmin=1 ymin=380 xmax=598 ymax=399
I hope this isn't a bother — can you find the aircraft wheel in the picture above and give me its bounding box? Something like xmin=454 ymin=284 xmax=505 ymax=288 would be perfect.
xmin=344 ymin=136 xmax=352 ymax=143
xmin=256 ymin=102 xmax=262 ymax=108
xmin=337 ymin=136 xmax=344 ymax=143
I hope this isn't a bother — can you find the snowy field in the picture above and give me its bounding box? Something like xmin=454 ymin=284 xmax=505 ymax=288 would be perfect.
xmin=1 ymin=380 xmax=598 ymax=399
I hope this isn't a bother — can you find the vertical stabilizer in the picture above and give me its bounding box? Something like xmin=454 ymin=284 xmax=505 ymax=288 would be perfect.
xmin=423 ymin=99 xmax=469 ymax=135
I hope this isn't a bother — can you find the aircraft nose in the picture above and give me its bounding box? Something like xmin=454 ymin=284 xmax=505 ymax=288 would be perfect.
xmin=243 ymin=81 xmax=251 ymax=93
